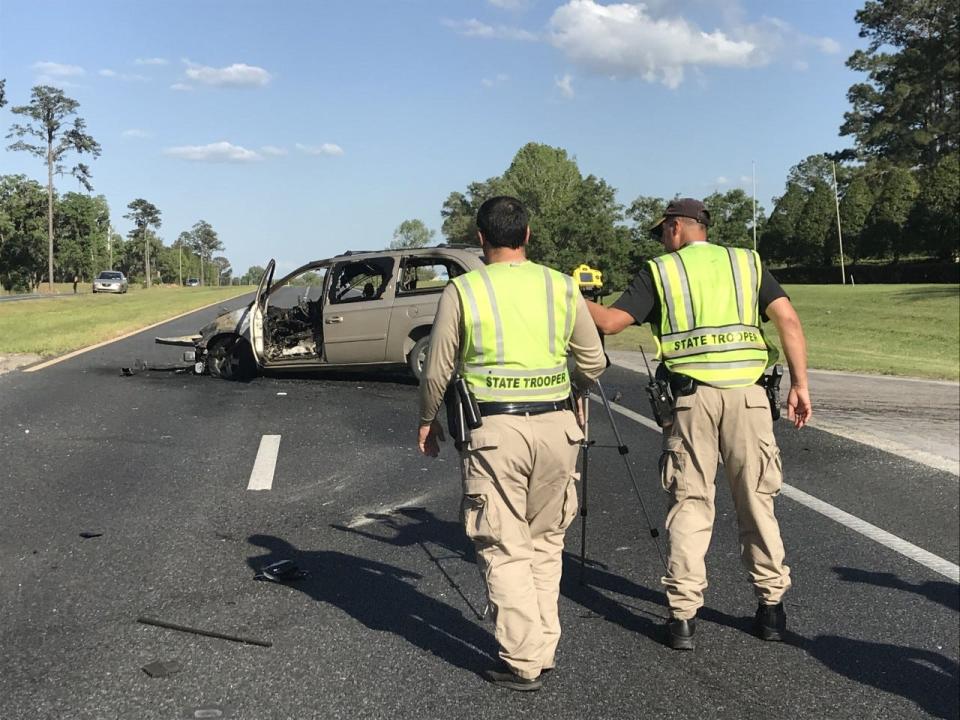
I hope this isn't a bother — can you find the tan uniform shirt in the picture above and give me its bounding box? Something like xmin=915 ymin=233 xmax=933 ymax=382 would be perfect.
xmin=418 ymin=272 xmax=606 ymax=425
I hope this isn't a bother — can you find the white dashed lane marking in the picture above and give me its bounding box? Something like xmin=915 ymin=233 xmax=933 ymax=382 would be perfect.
xmin=594 ymin=394 xmax=960 ymax=583
xmin=248 ymin=435 xmax=281 ymax=491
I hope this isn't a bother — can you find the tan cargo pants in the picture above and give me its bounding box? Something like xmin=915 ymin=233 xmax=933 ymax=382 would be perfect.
xmin=459 ymin=409 xmax=583 ymax=680
xmin=660 ymin=383 xmax=791 ymax=620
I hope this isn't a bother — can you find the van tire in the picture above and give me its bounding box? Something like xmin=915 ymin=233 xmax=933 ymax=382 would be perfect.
xmin=408 ymin=335 xmax=430 ymax=381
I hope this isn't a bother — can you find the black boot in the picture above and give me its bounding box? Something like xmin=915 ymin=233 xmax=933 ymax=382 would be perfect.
xmin=666 ymin=616 xmax=696 ymax=650
xmin=755 ymin=602 xmax=786 ymax=641
xmin=482 ymin=664 xmax=542 ymax=692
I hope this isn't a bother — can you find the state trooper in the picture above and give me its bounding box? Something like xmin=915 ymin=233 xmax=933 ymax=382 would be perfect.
xmin=588 ymin=198 xmax=813 ymax=650
xmin=417 ymin=196 xmax=605 ymax=690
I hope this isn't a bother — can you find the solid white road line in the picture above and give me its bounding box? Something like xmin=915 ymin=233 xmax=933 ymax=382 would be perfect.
xmin=248 ymin=435 xmax=281 ymax=491
xmin=594 ymin=395 xmax=960 ymax=584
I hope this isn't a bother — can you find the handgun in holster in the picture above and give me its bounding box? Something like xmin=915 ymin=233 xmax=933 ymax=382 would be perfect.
xmin=445 ymin=375 xmax=482 ymax=449
xmin=758 ymin=364 xmax=783 ymax=421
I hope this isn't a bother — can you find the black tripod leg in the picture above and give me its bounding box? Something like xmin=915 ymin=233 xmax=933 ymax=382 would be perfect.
xmin=594 ymin=380 xmax=668 ymax=570
xmin=578 ymin=399 xmax=589 ymax=586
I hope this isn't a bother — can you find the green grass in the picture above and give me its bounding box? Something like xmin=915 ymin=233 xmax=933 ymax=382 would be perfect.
xmin=601 ymin=284 xmax=959 ymax=381
xmin=0 ymin=285 xmax=254 ymax=356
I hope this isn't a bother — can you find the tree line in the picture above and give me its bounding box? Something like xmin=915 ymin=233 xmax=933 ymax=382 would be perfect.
xmin=0 ymin=84 xmax=233 ymax=292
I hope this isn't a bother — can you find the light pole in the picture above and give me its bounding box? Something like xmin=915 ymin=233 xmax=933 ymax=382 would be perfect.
xmin=752 ymin=160 xmax=758 ymax=252
xmin=832 ymin=161 xmax=846 ymax=285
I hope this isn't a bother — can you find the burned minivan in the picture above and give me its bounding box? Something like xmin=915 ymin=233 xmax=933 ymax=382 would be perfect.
xmin=156 ymin=246 xmax=484 ymax=380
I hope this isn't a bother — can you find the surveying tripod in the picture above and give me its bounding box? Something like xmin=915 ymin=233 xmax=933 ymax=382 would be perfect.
xmin=577 ymin=379 xmax=667 ymax=585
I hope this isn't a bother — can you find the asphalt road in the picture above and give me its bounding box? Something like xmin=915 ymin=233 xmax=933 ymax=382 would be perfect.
xmin=0 ymin=300 xmax=957 ymax=720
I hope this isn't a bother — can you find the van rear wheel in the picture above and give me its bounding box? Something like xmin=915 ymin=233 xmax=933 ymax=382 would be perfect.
xmin=408 ymin=335 xmax=430 ymax=381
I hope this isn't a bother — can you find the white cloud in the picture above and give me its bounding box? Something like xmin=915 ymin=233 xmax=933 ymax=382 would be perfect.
xmin=260 ymin=145 xmax=288 ymax=156
xmin=487 ymin=0 xmax=531 ymax=9
xmin=32 ymin=61 xmax=85 ymax=77
xmin=814 ymin=37 xmax=841 ymax=54
xmin=793 ymin=59 xmax=810 ymax=72
xmin=482 ymin=73 xmax=510 ymax=87
xmin=555 ymin=73 xmax=575 ymax=98
xmin=548 ymin=1 xmax=758 ymax=88
xmin=135 ymin=57 xmax=169 ymax=65
xmin=164 ymin=141 xmax=261 ymax=162
xmin=170 ymin=83 xmax=194 ymax=91
xmin=122 ymin=129 xmax=152 ymax=139
xmin=100 ymin=68 xmax=147 ymax=81
xmin=443 ymin=18 xmax=538 ymax=41
xmin=183 ymin=60 xmax=272 ymax=87
xmin=296 ymin=143 xmax=344 ymax=157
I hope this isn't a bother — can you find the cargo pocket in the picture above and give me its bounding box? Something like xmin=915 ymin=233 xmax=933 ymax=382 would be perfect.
xmin=659 ymin=435 xmax=688 ymax=498
xmin=462 ymin=493 xmax=501 ymax=544
xmin=757 ymin=438 xmax=783 ymax=495
xmin=558 ymin=475 xmax=580 ymax=530
xmin=463 ymin=429 xmax=500 ymax=487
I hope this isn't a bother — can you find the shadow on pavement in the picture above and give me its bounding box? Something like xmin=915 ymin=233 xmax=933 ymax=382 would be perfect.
xmin=795 ymin=632 xmax=959 ymax=720
xmin=833 ymin=565 xmax=960 ymax=612
xmin=246 ymin=533 xmax=497 ymax=674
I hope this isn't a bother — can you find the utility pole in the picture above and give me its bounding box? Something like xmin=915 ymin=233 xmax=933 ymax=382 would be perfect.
xmin=108 ymin=225 xmax=112 ymax=269
xmin=178 ymin=243 xmax=182 ymax=286
xmin=752 ymin=160 xmax=758 ymax=252
xmin=832 ymin=161 xmax=846 ymax=285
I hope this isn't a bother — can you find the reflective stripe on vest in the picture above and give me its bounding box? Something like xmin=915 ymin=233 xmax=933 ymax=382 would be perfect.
xmin=648 ymin=244 xmax=770 ymax=388
xmin=452 ymin=262 xmax=575 ymax=402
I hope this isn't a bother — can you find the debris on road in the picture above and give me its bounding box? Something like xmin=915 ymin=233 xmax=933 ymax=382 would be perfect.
xmin=253 ymin=559 xmax=307 ymax=583
xmin=137 ymin=615 xmax=273 ymax=648
xmin=78 ymin=531 xmax=103 ymax=539
xmin=142 ymin=659 xmax=182 ymax=678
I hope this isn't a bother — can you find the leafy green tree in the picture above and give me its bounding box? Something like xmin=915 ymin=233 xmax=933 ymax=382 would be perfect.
xmin=860 ymin=165 xmax=920 ymax=260
xmin=0 ymin=174 xmax=47 ymax=290
xmin=626 ymin=195 xmax=668 ymax=263
xmin=124 ymin=199 xmax=161 ymax=287
xmin=703 ymin=189 xmax=765 ymax=249
xmin=838 ymin=167 xmax=876 ymax=262
xmin=7 ymin=86 xmax=101 ymax=291
xmin=841 ymin=0 xmax=959 ymax=167
xmin=212 ymin=256 xmax=231 ymax=286
xmin=908 ymin=152 xmax=960 ymax=259
xmin=441 ymin=178 xmax=502 ymax=244
xmin=189 ymin=220 xmax=223 ymax=286
xmin=57 ymin=192 xmax=109 ymax=281
xmin=241 ymin=265 xmax=266 ymax=284
xmin=791 ymin=180 xmax=835 ymax=265
xmin=390 ymin=219 xmax=435 ymax=249
xmin=759 ymin=182 xmax=807 ymax=263
xmin=499 ymin=143 xmax=583 ymax=264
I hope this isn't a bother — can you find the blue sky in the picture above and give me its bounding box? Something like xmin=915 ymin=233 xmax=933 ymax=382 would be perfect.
xmin=0 ymin=0 xmax=866 ymax=276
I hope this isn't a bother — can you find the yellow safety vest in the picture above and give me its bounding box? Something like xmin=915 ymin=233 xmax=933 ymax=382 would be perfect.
xmin=451 ymin=261 xmax=575 ymax=402
xmin=648 ymin=243 xmax=776 ymax=388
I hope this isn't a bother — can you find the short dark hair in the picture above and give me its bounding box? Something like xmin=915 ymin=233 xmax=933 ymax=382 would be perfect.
xmin=476 ymin=196 xmax=529 ymax=249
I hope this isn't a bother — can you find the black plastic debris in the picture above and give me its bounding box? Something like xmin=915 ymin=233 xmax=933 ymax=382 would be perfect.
xmin=79 ymin=531 xmax=103 ymax=539
xmin=254 ymin=559 xmax=307 ymax=583
xmin=142 ymin=659 xmax=182 ymax=678
xmin=121 ymin=359 xmax=192 ymax=376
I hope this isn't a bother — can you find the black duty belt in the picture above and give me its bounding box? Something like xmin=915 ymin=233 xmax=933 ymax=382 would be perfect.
xmin=477 ymin=400 xmax=570 ymax=417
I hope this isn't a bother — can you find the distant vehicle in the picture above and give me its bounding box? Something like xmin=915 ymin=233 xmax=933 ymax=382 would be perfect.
xmin=92 ymin=271 xmax=128 ymax=294
xmin=185 ymin=278 xmax=200 ymax=287
xmin=156 ymin=245 xmax=485 ymax=381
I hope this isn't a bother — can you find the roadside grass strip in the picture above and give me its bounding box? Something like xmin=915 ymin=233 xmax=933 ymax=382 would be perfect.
xmin=248 ymin=435 xmax=281 ymax=491
xmin=23 ymin=293 xmax=248 ymax=372
xmin=601 ymin=284 xmax=959 ymax=380
xmin=594 ymin=394 xmax=960 ymax=584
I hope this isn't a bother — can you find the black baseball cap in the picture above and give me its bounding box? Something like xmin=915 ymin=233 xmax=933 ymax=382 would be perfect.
xmin=648 ymin=198 xmax=711 ymax=233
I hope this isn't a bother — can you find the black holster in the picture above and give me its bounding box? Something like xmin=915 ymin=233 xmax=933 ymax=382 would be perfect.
xmin=445 ymin=376 xmax=482 ymax=448
xmin=757 ymin=364 xmax=783 ymax=421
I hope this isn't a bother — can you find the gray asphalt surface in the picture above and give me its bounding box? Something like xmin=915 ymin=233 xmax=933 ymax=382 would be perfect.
xmin=0 ymin=300 xmax=957 ymax=720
